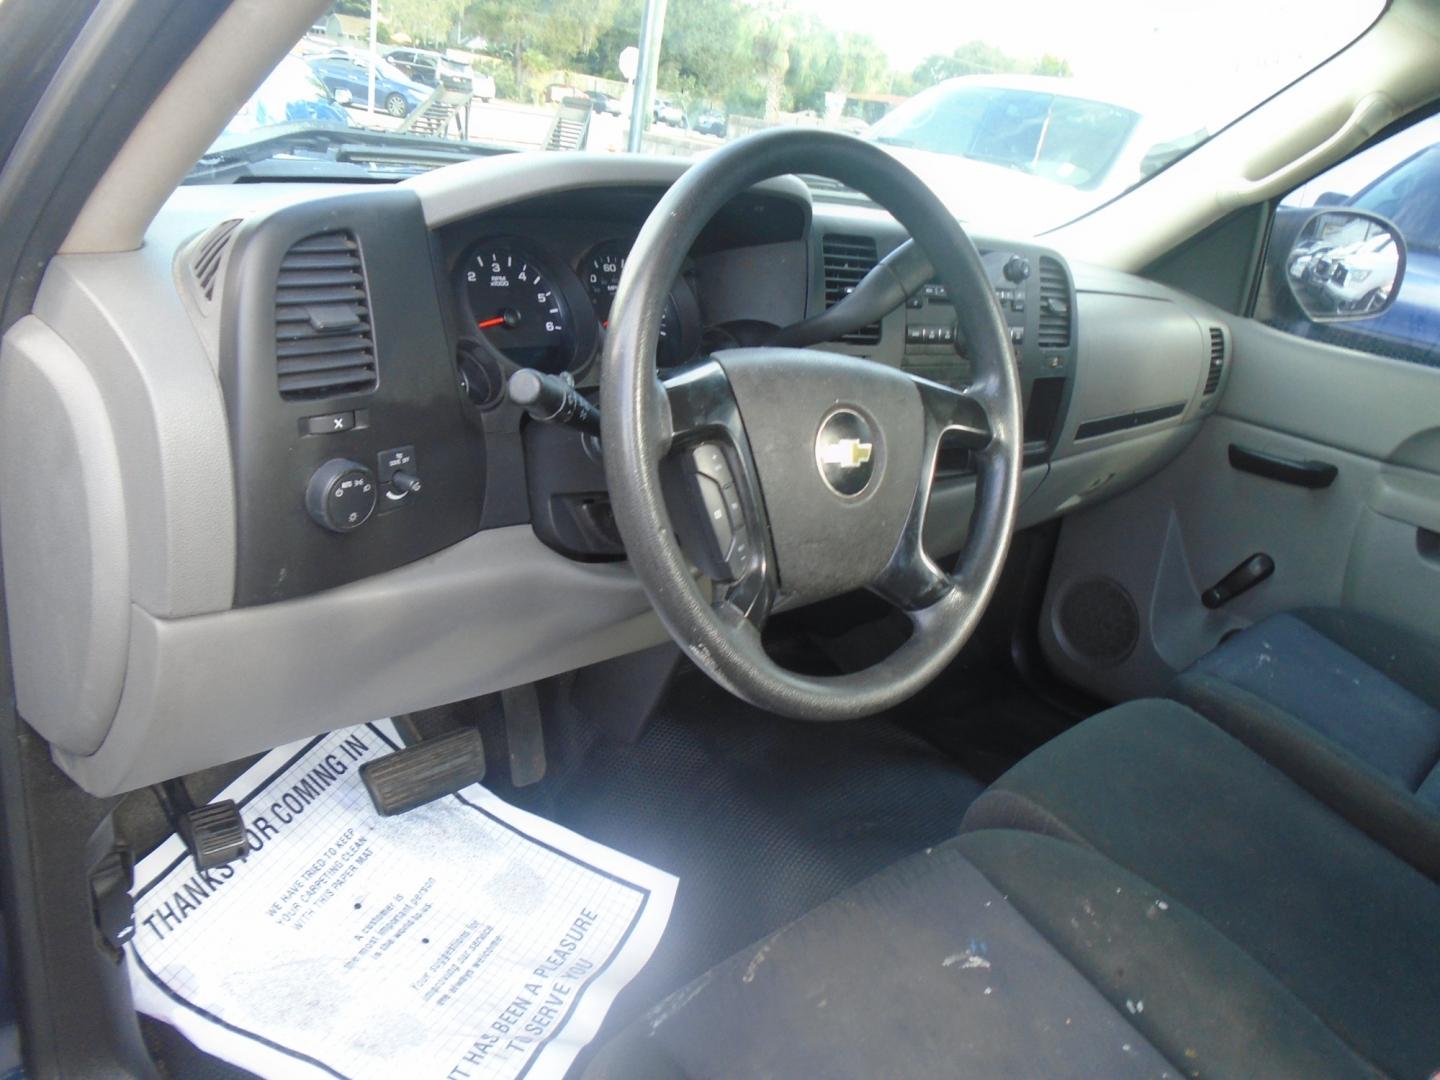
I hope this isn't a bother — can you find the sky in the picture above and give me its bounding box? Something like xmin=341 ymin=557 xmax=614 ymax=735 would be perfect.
xmin=782 ymin=0 xmax=1384 ymax=124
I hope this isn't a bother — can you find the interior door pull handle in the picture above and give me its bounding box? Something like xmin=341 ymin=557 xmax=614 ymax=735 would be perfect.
xmin=1228 ymin=444 xmax=1338 ymax=489
xmin=1202 ymin=552 xmax=1276 ymax=609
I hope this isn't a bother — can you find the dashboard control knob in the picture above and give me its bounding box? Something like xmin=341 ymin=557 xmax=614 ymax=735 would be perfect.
xmin=305 ymin=459 xmax=377 ymax=533
xmin=390 ymin=470 xmax=423 ymax=496
xmin=1003 ymin=255 xmax=1032 ymax=283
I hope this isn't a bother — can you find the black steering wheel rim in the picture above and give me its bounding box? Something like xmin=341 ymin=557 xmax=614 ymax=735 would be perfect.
xmin=601 ymin=128 xmax=1023 ymax=720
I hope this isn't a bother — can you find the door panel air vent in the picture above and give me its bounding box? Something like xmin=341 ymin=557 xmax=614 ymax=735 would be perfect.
xmin=822 ymin=234 xmax=881 ymax=345
xmin=274 ymin=231 xmax=377 ymax=400
xmin=1204 ymin=326 xmax=1226 ymax=395
xmin=191 ymin=219 xmax=240 ymax=304
xmin=1036 ymin=256 xmax=1071 ymax=349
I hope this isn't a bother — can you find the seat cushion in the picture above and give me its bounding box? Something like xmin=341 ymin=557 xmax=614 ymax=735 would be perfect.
xmin=1184 ymin=609 xmax=1440 ymax=795
xmin=1174 ymin=608 xmax=1440 ymax=878
xmin=584 ymin=828 xmax=1375 ymax=1079
xmin=962 ymin=699 xmax=1440 ymax=1080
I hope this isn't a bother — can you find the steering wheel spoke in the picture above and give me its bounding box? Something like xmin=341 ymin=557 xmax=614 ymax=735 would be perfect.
xmin=661 ymin=361 xmax=778 ymax=620
xmin=867 ymin=377 xmax=991 ymax=612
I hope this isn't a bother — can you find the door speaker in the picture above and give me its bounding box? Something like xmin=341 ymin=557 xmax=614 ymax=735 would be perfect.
xmin=1055 ymin=576 xmax=1139 ymax=666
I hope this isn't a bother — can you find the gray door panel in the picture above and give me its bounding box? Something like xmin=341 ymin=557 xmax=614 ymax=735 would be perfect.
xmin=1039 ymin=317 xmax=1440 ymax=703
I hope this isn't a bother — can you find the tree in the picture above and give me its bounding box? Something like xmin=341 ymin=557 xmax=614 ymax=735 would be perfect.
xmin=464 ymin=0 xmax=622 ymax=93
xmin=1031 ymin=53 xmax=1072 ymax=77
xmin=385 ymin=0 xmax=467 ymax=48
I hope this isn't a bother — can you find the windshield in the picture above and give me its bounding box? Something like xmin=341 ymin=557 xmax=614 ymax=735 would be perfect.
xmin=195 ymin=0 xmax=1384 ymax=234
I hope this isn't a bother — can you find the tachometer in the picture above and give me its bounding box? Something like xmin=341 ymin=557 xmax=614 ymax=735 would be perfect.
xmin=464 ymin=240 xmax=576 ymax=373
xmin=582 ymin=240 xmax=697 ymax=368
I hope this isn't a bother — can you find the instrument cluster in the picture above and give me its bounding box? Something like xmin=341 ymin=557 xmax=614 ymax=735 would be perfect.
xmin=457 ymin=235 xmax=701 ymax=375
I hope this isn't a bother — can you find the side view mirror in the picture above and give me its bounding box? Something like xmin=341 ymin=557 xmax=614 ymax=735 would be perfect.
xmin=1285 ymin=209 xmax=1406 ymax=322
xmin=333 ymin=87 xmax=353 ymax=105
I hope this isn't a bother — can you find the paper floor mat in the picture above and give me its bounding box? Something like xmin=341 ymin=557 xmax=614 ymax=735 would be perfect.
xmin=128 ymin=720 xmax=676 ymax=1080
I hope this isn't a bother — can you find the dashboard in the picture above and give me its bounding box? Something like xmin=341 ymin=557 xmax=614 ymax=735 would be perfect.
xmin=0 ymin=153 xmax=1232 ymax=796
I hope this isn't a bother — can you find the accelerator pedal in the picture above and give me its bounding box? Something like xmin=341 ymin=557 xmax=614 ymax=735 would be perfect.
xmin=361 ymin=727 xmax=486 ymax=817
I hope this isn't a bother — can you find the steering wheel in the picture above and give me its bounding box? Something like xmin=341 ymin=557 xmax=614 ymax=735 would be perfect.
xmin=601 ymin=128 xmax=1023 ymax=720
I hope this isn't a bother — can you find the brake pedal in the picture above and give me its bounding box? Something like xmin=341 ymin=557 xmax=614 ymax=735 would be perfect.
xmin=155 ymin=778 xmax=250 ymax=870
xmin=179 ymin=802 xmax=250 ymax=870
xmin=361 ymin=727 xmax=486 ymax=816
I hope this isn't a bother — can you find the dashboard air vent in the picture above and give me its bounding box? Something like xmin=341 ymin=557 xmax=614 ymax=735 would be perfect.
xmin=1204 ymin=326 xmax=1226 ymax=395
xmin=822 ymin=234 xmax=881 ymax=346
xmin=274 ymin=231 xmax=377 ymax=400
xmin=191 ymin=219 xmax=240 ymax=304
xmin=1036 ymin=256 xmax=1071 ymax=349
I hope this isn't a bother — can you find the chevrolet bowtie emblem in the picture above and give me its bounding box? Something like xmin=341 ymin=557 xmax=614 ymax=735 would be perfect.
xmin=820 ymin=438 xmax=874 ymax=470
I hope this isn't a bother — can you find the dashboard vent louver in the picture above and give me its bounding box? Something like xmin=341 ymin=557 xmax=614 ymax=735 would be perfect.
xmin=274 ymin=231 xmax=377 ymax=400
xmin=1036 ymin=256 xmax=1071 ymax=349
xmin=822 ymin=234 xmax=881 ymax=345
xmin=191 ymin=219 xmax=240 ymax=304
xmin=1204 ymin=326 xmax=1226 ymax=394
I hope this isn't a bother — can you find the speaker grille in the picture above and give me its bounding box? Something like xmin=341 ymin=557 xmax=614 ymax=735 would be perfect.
xmin=1056 ymin=577 xmax=1139 ymax=666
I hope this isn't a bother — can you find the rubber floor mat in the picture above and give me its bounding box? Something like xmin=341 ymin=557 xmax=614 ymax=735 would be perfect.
xmin=543 ymin=671 xmax=988 ymax=1035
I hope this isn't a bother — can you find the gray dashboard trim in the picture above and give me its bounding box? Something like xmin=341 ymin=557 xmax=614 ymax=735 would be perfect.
xmin=405 ymin=152 xmax=814 ymax=229
xmin=52 ymin=524 xmax=667 ymax=795
xmin=0 ymin=317 xmax=131 ymax=755
xmin=34 ymin=249 xmax=236 ymax=619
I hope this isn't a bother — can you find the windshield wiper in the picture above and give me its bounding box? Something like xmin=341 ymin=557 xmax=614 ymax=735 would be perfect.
xmin=187 ymin=123 xmax=509 ymax=184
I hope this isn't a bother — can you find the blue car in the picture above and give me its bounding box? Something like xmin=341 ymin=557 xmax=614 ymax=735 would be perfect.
xmin=1270 ymin=141 xmax=1440 ymax=367
xmin=308 ymin=51 xmax=432 ymax=118
xmin=224 ymin=55 xmax=349 ymax=134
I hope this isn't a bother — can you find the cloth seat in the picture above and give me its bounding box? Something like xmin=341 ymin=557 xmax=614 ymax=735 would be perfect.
xmin=584 ymin=699 xmax=1432 ymax=1078
xmin=962 ymin=699 xmax=1440 ymax=1080
xmin=1173 ymin=608 xmax=1440 ymax=878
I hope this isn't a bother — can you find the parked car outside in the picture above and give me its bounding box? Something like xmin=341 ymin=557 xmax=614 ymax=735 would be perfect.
xmin=308 ymin=51 xmax=432 ymax=117
xmin=586 ymin=90 xmax=622 ymax=116
xmin=653 ymin=99 xmax=687 ymax=128
xmin=695 ymin=109 xmax=726 ymax=137
xmin=224 ymin=54 xmax=350 ymax=134
xmin=385 ymin=48 xmax=483 ymax=99
xmin=471 ymin=71 xmax=497 ymax=103
xmin=868 ymin=74 xmax=1205 ymax=234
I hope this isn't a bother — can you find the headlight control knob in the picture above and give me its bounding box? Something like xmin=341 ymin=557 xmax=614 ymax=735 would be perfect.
xmin=306 ymin=459 xmax=377 ymax=533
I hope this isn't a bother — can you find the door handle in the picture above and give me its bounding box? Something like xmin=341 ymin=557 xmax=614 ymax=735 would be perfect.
xmin=1202 ymin=552 xmax=1276 ymax=609
xmin=1228 ymin=444 xmax=1338 ymax=489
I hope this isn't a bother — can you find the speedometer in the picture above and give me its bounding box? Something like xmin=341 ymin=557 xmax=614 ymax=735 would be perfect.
xmin=463 ymin=240 xmax=576 ymax=373
xmin=582 ymin=240 xmax=696 ymax=368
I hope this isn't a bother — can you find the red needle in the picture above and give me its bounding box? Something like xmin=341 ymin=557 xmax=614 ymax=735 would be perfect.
xmin=477 ymin=316 xmax=506 ymax=329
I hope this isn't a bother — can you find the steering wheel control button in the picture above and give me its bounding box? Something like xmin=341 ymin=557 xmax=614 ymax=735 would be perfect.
xmin=299 ymin=411 xmax=355 ymax=436
xmin=377 ymin=446 xmax=420 ymax=510
xmin=305 ymin=458 xmax=377 ymax=533
xmin=696 ymin=475 xmax=734 ymax=552
xmin=688 ymin=443 xmax=735 ymax=487
xmin=815 ymin=409 xmax=877 ymax=498
xmin=680 ymin=442 xmax=749 ymax=581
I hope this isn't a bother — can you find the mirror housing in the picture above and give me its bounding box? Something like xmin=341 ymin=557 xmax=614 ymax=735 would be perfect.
xmin=333 ymin=87 xmax=353 ymax=105
xmin=1285 ymin=209 xmax=1406 ymax=322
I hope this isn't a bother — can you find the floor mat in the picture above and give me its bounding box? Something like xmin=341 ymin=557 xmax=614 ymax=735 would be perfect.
xmin=540 ymin=670 xmax=988 ymax=1035
xmin=130 ymin=721 xmax=675 ymax=1080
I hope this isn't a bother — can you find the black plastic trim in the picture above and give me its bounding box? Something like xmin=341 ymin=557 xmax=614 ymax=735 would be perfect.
xmin=219 ymin=188 xmax=484 ymax=605
xmin=1074 ymin=401 xmax=1185 ymax=441
xmin=1227 ymin=443 xmax=1338 ymax=489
